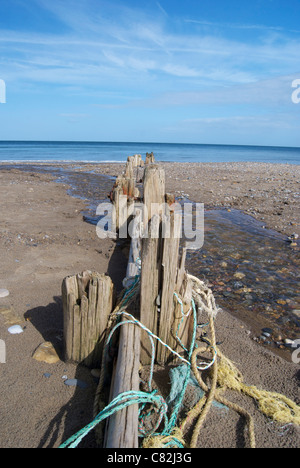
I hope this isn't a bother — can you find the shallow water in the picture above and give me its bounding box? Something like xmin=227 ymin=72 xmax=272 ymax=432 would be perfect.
xmin=185 ymin=208 xmax=300 ymax=341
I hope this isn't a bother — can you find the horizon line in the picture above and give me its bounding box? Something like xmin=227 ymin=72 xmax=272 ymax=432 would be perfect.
xmin=0 ymin=140 xmax=299 ymax=150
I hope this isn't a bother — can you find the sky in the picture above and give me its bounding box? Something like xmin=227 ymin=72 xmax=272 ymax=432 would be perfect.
xmin=0 ymin=0 xmax=300 ymax=146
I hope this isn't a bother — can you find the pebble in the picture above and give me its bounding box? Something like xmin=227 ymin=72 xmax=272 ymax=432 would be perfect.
xmin=262 ymin=327 xmax=273 ymax=335
xmin=64 ymin=379 xmax=88 ymax=389
xmin=262 ymin=332 xmax=271 ymax=338
xmin=91 ymin=369 xmax=101 ymax=379
xmin=32 ymin=342 xmax=60 ymax=364
xmin=277 ymin=299 xmax=287 ymax=305
xmin=8 ymin=325 xmax=23 ymax=335
xmin=284 ymin=339 xmax=295 ymax=347
xmin=0 ymin=289 xmax=9 ymax=298
xmin=233 ymin=281 xmax=244 ymax=290
xmin=233 ymin=272 xmax=246 ymax=280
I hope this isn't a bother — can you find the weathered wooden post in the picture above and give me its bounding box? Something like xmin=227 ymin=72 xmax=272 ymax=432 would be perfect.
xmin=139 ymin=164 xmax=194 ymax=365
xmin=62 ymin=271 xmax=115 ymax=368
xmin=140 ymin=165 xmax=165 ymax=365
xmin=104 ymin=207 xmax=142 ymax=448
xmin=104 ymin=315 xmax=141 ymax=448
xmin=156 ymin=208 xmax=182 ymax=364
xmin=145 ymin=152 xmax=155 ymax=164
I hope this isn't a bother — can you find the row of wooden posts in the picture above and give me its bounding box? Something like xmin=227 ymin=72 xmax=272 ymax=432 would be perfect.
xmin=62 ymin=152 xmax=194 ymax=447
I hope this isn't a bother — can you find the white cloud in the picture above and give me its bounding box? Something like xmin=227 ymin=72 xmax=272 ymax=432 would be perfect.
xmin=184 ymin=18 xmax=300 ymax=33
xmin=1 ymin=0 xmax=299 ymax=106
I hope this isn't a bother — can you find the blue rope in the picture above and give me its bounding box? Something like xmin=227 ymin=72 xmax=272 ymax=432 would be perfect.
xmin=163 ymin=298 xmax=197 ymax=435
xmin=59 ymin=288 xmax=201 ymax=449
xmin=59 ymin=390 xmax=169 ymax=448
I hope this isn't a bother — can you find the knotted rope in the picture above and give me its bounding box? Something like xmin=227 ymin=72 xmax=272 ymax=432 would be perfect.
xmin=60 ymin=272 xmax=300 ymax=449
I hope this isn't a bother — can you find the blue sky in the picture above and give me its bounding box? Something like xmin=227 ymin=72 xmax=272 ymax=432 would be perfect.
xmin=0 ymin=0 xmax=300 ymax=146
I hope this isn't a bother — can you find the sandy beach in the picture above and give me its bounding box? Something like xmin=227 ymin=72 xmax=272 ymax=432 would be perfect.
xmin=0 ymin=162 xmax=299 ymax=448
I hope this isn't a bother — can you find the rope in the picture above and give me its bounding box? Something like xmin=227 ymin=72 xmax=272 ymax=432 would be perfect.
xmin=185 ymin=317 xmax=256 ymax=449
xmin=60 ymin=390 xmax=169 ymax=449
xmin=60 ymin=271 xmax=300 ymax=449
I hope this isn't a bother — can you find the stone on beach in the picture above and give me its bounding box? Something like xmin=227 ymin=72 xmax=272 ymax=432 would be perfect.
xmin=32 ymin=341 xmax=60 ymax=364
xmin=64 ymin=379 xmax=88 ymax=389
xmin=0 ymin=289 xmax=9 ymax=298
xmin=8 ymin=325 xmax=24 ymax=335
xmin=233 ymin=272 xmax=246 ymax=280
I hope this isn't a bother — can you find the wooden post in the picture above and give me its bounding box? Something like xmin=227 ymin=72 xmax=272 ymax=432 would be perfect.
xmin=156 ymin=209 xmax=182 ymax=364
xmin=62 ymin=274 xmax=78 ymax=362
xmin=62 ymin=272 xmax=114 ymax=368
xmin=145 ymin=152 xmax=155 ymax=164
xmin=104 ymin=208 xmax=142 ymax=448
xmin=143 ymin=164 xmax=165 ymax=226
xmin=139 ymin=165 xmax=165 ymax=365
xmin=140 ymin=214 xmax=162 ymax=365
xmin=139 ymin=164 xmax=194 ymax=365
xmin=104 ymin=316 xmax=141 ymax=448
xmin=123 ymin=208 xmax=142 ymax=289
xmin=111 ymin=175 xmax=137 ymax=235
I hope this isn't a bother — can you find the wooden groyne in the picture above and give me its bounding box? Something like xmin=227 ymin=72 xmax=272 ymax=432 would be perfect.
xmin=62 ymin=153 xmax=194 ymax=448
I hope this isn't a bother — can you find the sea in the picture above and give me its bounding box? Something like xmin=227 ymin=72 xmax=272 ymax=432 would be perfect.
xmin=0 ymin=141 xmax=300 ymax=164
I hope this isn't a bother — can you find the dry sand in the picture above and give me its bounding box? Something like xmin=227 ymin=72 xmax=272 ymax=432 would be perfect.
xmin=0 ymin=162 xmax=299 ymax=448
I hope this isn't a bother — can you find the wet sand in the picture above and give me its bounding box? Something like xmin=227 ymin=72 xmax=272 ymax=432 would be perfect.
xmin=0 ymin=162 xmax=299 ymax=448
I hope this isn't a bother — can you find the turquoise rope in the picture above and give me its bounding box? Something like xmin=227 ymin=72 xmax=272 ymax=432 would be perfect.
xmin=59 ymin=390 xmax=169 ymax=448
xmin=163 ymin=298 xmax=197 ymax=436
xmin=106 ymin=319 xmax=155 ymax=392
xmin=59 ymin=288 xmax=201 ymax=449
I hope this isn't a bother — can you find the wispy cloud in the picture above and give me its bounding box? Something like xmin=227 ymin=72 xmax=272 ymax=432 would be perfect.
xmin=1 ymin=0 xmax=299 ymax=109
xmin=184 ymin=18 xmax=300 ymax=36
xmin=156 ymin=1 xmax=169 ymax=18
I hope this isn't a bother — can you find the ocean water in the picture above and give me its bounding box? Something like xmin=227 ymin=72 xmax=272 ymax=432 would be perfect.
xmin=0 ymin=141 xmax=300 ymax=164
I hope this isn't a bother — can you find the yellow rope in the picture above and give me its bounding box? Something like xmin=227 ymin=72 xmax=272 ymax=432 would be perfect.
xmin=180 ymin=317 xmax=256 ymax=448
xmin=143 ymin=428 xmax=186 ymax=449
xmin=93 ymin=273 xmax=300 ymax=449
xmin=216 ymin=349 xmax=300 ymax=427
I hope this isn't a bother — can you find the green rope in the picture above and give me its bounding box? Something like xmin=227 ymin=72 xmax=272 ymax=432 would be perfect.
xmin=59 ymin=288 xmax=202 ymax=449
xmin=162 ymin=298 xmax=197 ymax=437
xmin=59 ymin=390 xmax=169 ymax=448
